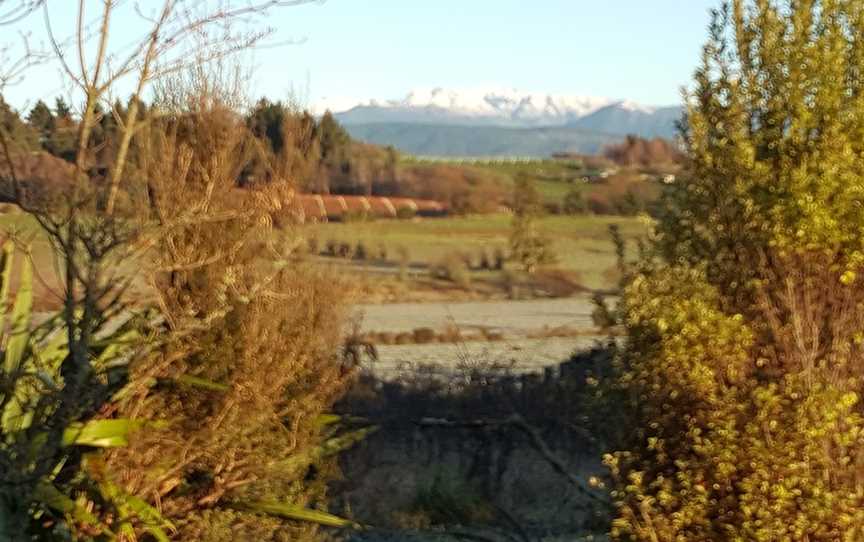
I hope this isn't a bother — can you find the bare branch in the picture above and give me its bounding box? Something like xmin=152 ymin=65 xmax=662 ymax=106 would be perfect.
xmin=0 ymin=0 xmax=44 ymax=26
xmin=0 ymin=31 xmax=49 ymax=92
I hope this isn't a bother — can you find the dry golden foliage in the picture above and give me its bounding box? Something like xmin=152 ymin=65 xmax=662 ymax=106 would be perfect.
xmin=101 ymin=101 xmax=352 ymax=539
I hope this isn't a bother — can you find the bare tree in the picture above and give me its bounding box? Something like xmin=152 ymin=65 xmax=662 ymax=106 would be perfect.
xmin=0 ymin=1 xmax=42 ymax=27
xmin=34 ymin=1 xmax=318 ymax=210
xmin=2 ymin=0 xmax=325 ymax=395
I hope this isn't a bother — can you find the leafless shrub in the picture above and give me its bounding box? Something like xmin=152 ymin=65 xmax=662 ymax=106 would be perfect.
xmin=432 ymin=252 xmax=472 ymax=290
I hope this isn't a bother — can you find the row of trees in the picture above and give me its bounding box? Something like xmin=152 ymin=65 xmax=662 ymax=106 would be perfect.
xmin=3 ymin=94 xmax=517 ymax=213
xmin=602 ymin=134 xmax=683 ymax=169
xmin=1 ymin=94 xmax=357 ymax=191
xmin=244 ymin=101 xmax=358 ymax=193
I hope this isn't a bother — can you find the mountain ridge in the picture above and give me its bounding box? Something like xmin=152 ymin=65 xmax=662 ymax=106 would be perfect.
xmin=316 ymin=87 xmax=683 ymax=156
xmin=314 ymin=87 xmax=616 ymax=127
xmin=342 ymin=122 xmax=624 ymax=158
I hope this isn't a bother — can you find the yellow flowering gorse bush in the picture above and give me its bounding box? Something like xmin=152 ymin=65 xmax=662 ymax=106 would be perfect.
xmin=607 ymin=1 xmax=864 ymax=540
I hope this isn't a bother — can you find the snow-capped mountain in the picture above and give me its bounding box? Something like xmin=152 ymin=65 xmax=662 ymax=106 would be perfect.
xmin=313 ymin=87 xmax=680 ymax=135
xmin=312 ymin=87 xmax=683 ymax=156
xmin=314 ymin=87 xmax=616 ymax=127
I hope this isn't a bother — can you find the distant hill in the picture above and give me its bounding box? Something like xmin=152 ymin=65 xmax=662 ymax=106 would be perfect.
xmin=319 ymin=87 xmax=615 ymax=127
xmin=320 ymin=87 xmax=683 ymax=157
xmin=343 ymin=123 xmax=623 ymax=158
xmin=568 ymin=104 xmax=683 ymax=138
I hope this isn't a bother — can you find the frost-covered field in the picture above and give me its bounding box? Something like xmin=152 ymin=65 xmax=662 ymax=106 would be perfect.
xmin=355 ymin=296 xmax=597 ymax=337
xmin=368 ymin=336 xmax=603 ymax=379
xmin=353 ymin=296 xmax=606 ymax=376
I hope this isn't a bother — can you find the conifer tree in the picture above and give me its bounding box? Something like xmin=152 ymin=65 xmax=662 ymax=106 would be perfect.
xmin=45 ymin=98 xmax=78 ymax=161
xmin=0 ymin=96 xmax=39 ymax=151
xmin=53 ymin=97 xmax=72 ymax=120
xmin=248 ymin=98 xmax=288 ymax=154
xmin=26 ymin=100 xmax=54 ymax=141
xmin=315 ymin=110 xmax=352 ymax=194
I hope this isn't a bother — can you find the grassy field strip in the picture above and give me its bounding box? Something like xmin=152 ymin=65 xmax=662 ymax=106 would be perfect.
xmin=311 ymin=214 xmax=648 ymax=290
xmin=403 ymin=157 xmax=599 ymax=202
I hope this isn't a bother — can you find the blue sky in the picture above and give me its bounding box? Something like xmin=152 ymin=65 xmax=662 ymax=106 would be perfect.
xmin=2 ymin=0 xmax=720 ymax=111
